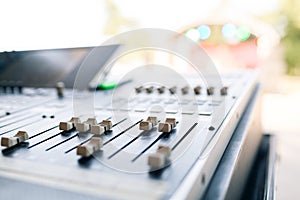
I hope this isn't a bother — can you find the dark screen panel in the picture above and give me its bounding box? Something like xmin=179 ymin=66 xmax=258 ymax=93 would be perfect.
xmin=0 ymin=45 xmax=119 ymax=89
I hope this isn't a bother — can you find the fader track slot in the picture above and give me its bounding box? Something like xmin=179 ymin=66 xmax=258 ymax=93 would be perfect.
xmin=45 ymin=133 xmax=78 ymax=151
xmin=171 ymin=123 xmax=198 ymax=151
xmin=0 ymin=114 xmax=38 ymax=128
xmin=28 ymin=125 xmax=59 ymax=139
xmin=27 ymin=130 xmax=68 ymax=149
xmin=131 ymin=131 xmax=169 ymax=162
xmin=64 ymin=137 xmax=92 ymax=154
xmin=0 ymin=112 xmax=28 ymax=123
xmin=9 ymin=98 xmax=57 ymax=115
xmin=0 ymin=118 xmax=45 ymax=136
xmin=111 ymin=118 xmax=127 ymax=127
xmin=103 ymin=119 xmax=143 ymax=145
xmin=108 ymin=119 xmax=161 ymax=159
xmin=108 ymin=129 xmax=152 ymax=159
xmin=0 ymin=113 xmax=37 ymax=123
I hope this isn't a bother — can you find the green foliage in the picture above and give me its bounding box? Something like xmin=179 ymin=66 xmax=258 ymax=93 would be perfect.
xmin=281 ymin=0 xmax=300 ymax=75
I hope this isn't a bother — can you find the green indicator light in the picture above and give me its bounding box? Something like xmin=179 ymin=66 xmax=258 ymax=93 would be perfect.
xmin=237 ymin=26 xmax=251 ymax=41
xmin=97 ymin=82 xmax=117 ymax=90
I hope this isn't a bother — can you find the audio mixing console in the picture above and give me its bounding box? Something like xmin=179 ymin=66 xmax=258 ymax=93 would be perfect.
xmin=0 ymin=68 xmax=260 ymax=199
xmin=0 ymin=42 xmax=263 ymax=200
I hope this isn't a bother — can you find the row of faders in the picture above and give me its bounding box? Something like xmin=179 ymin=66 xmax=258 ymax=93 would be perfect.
xmin=146 ymin=118 xmax=176 ymax=168
xmin=59 ymin=116 xmax=176 ymax=168
xmin=135 ymin=85 xmax=228 ymax=95
xmin=0 ymin=115 xmax=176 ymax=171
xmin=139 ymin=116 xmax=177 ymax=133
xmin=58 ymin=117 xmax=113 ymax=157
xmin=139 ymin=117 xmax=177 ymax=169
xmin=59 ymin=117 xmax=112 ymax=135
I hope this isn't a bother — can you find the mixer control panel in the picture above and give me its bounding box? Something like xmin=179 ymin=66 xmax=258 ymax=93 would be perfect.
xmin=0 ymin=71 xmax=258 ymax=199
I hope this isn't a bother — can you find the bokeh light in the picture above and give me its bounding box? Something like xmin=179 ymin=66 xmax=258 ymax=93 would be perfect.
xmin=222 ymin=23 xmax=237 ymax=38
xmin=237 ymin=26 xmax=251 ymax=41
xmin=185 ymin=28 xmax=200 ymax=42
xmin=197 ymin=25 xmax=211 ymax=40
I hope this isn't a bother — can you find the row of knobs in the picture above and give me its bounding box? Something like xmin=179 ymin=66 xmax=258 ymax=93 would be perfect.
xmin=0 ymin=82 xmax=23 ymax=94
xmin=135 ymin=86 xmax=228 ymax=96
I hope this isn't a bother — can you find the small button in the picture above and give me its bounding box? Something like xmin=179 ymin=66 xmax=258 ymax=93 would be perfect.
xmin=220 ymin=86 xmax=228 ymax=95
xmin=194 ymin=86 xmax=202 ymax=95
xmin=207 ymin=87 xmax=214 ymax=95
xmin=135 ymin=86 xmax=143 ymax=93
xmin=169 ymin=86 xmax=177 ymax=94
xmin=157 ymin=86 xmax=165 ymax=94
xmin=181 ymin=86 xmax=189 ymax=94
xmin=146 ymin=86 xmax=154 ymax=94
xmin=56 ymin=82 xmax=65 ymax=98
xmin=16 ymin=81 xmax=23 ymax=94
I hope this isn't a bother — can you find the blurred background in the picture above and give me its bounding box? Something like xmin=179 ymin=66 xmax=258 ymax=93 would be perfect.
xmin=0 ymin=0 xmax=299 ymax=198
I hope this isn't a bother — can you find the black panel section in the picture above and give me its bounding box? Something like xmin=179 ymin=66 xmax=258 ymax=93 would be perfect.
xmin=0 ymin=45 xmax=119 ymax=89
xmin=242 ymin=134 xmax=276 ymax=200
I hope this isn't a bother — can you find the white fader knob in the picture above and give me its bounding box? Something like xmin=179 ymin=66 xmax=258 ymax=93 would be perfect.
xmin=75 ymin=118 xmax=98 ymax=133
xmin=148 ymin=145 xmax=171 ymax=168
xmin=139 ymin=116 xmax=158 ymax=131
xmin=77 ymin=137 xmax=103 ymax=157
xmin=1 ymin=131 xmax=29 ymax=147
xmin=101 ymin=120 xmax=112 ymax=130
xmin=158 ymin=118 xmax=176 ymax=133
xmin=90 ymin=120 xmax=113 ymax=135
xmin=59 ymin=117 xmax=81 ymax=131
